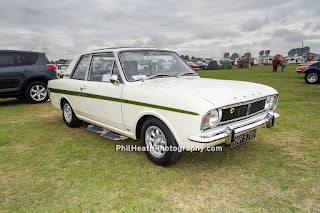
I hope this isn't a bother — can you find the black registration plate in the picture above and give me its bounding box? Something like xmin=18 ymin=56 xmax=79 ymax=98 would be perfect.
xmin=231 ymin=129 xmax=257 ymax=148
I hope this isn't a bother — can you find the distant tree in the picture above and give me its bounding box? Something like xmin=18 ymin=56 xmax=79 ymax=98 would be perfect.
xmin=224 ymin=52 xmax=230 ymax=59
xmin=288 ymin=48 xmax=297 ymax=57
xmin=302 ymin=46 xmax=310 ymax=55
xmin=191 ymin=56 xmax=195 ymax=61
xmin=184 ymin=55 xmax=190 ymax=61
xmin=230 ymin=53 xmax=239 ymax=61
xmin=181 ymin=55 xmax=184 ymax=60
xmin=265 ymin=50 xmax=270 ymax=56
xmin=50 ymin=61 xmax=55 ymax=64
xmin=288 ymin=46 xmax=310 ymax=57
xmin=244 ymin=52 xmax=251 ymax=57
xmin=259 ymin=50 xmax=264 ymax=57
xmin=57 ymin=59 xmax=68 ymax=64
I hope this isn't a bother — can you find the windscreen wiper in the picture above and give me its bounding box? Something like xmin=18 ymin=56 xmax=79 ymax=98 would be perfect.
xmin=141 ymin=74 xmax=174 ymax=82
xmin=176 ymin=72 xmax=199 ymax=77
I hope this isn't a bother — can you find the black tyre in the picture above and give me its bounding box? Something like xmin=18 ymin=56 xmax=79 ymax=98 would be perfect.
xmin=25 ymin=81 xmax=49 ymax=103
xmin=305 ymin=71 xmax=320 ymax=84
xmin=141 ymin=117 xmax=182 ymax=167
xmin=62 ymin=100 xmax=82 ymax=128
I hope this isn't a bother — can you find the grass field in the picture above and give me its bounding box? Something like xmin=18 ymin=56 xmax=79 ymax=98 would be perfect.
xmin=1 ymin=64 xmax=319 ymax=212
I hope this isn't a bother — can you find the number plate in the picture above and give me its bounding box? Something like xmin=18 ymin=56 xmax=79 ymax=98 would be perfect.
xmin=230 ymin=129 xmax=257 ymax=148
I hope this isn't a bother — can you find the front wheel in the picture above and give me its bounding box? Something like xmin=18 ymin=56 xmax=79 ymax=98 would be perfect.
xmin=305 ymin=71 xmax=320 ymax=84
xmin=62 ymin=100 xmax=82 ymax=128
xmin=141 ymin=117 xmax=182 ymax=167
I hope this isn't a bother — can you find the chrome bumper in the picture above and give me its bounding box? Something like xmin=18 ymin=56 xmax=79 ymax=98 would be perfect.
xmin=188 ymin=112 xmax=280 ymax=144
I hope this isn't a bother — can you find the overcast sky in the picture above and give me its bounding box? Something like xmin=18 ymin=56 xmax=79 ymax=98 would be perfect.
xmin=1 ymin=0 xmax=320 ymax=60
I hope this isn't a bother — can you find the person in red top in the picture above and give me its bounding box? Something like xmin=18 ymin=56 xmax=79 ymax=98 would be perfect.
xmin=272 ymin=57 xmax=280 ymax=72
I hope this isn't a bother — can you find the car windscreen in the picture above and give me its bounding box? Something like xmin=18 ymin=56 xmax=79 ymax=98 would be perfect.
xmin=119 ymin=50 xmax=195 ymax=81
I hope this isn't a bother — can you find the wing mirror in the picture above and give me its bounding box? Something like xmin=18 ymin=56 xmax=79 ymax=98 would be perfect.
xmin=110 ymin=75 xmax=119 ymax=85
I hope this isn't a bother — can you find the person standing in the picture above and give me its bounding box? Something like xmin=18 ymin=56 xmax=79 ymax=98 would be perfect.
xmin=272 ymin=57 xmax=279 ymax=72
xmin=281 ymin=62 xmax=286 ymax=72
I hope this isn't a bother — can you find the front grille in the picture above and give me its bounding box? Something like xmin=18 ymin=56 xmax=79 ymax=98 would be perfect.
xmin=249 ymin=99 xmax=265 ymax=114
xmin=221 ymin=99 xmax=266 ymax=123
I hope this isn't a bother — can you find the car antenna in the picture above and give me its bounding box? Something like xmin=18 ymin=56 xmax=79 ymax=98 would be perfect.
xmin=31 ymin=40 xmax=38 ymax=51
xmin=131 ymin=36 xmax=149 ymax=49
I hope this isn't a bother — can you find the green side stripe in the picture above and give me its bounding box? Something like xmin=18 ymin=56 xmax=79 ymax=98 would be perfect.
xmin=49 ymin=88 xmax=199 ymax=116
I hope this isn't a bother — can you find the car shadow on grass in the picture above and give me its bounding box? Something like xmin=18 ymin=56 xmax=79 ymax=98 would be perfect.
xmin=0 ymin=98 xmax=28 ymax=106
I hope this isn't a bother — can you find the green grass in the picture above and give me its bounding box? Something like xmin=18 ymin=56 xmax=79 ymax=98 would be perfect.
xmin=1 ymin=64 xmax=319 ymax=212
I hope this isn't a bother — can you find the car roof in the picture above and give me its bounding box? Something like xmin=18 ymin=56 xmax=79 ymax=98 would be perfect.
xmin=82 ymin=47 xmax=163 ymax=55
xmin=0 ymin=50 xmax=43 ymax=54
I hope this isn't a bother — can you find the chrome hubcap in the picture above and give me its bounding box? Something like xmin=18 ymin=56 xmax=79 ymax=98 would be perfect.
xmin=145 ymin=126 xmax=167 ymax=158
xmin=307 ymin=73 xmax=318 ymax=83
xmin=30 ymin=85 xmax=47 ymax=101
xmin=63 ymin=103 xmax=72 ymax=123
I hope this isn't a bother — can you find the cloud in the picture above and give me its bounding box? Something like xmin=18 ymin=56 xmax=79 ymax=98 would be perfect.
xmin=0 ymin=0 xmax=320 ymax=59
xmin=313 ymin=23 xmax=320 ymax=32
xmin=240 ymin=18 xmax=266 ymax=32
xmin=273 ymin=28 xmax=317 ymax=42
xmin=302 ymin=21 xmax=312 ymax=30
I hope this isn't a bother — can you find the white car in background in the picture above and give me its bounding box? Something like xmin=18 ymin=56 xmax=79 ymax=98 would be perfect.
xmin=56 ymin=64 xmax=69 ymax=78
xmin=48 ymin=47 xmax=279 ymax=166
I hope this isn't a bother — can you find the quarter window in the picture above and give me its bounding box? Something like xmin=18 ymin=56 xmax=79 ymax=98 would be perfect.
xmin=25 ymin=53 xmax=39 ymax=65
xmin=72 ymin=56 xmax=89 ymax=80
xmin=112 ymin=62 xmax=123 ymax=83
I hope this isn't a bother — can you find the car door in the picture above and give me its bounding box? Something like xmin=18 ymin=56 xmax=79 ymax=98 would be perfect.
xmin=80 ymin=53 xmax=124 ymax=130
xmin=0 ymin=52 xmax=32 ymax=94
xmin=65 ymin=55 xmax=91 ymax=116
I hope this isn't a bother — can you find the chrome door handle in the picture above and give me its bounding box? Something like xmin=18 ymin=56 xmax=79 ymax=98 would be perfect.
xmin=80 ymin=85 xmax=87 ymax=90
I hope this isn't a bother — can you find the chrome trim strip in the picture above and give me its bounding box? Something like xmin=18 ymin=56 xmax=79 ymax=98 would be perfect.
xmin=188 ymin=112 xmax=279 ymax=143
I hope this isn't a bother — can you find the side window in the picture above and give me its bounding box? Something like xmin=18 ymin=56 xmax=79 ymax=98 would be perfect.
xmin=72 ymin=56 xmax=89 ymax=80
xmin=0 ymin=53 xmax=15 ymax=67
xmin=88 ymin=55 xmax=114 ymax=82
xmin=14 ymin=53 xmax=30 ymax=66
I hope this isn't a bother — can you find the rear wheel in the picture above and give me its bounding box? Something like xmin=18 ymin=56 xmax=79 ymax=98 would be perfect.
xmin=141 ymin=117 xmax=182 ymax=167
xmin=25 ymin=81 xmax=49 ymax=103
xmin=62 ymin=100 xmax=82 ymax=128
xmin=305 ymin=71 xmax=320 ymax=84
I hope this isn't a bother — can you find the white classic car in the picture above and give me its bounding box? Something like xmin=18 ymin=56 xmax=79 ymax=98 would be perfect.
xmin=48 ymin=47 xmax=279 ymax=166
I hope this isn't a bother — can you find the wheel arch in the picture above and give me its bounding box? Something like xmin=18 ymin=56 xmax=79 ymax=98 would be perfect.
xmin=303 ymin=68 xmax=320 ymax=74
xmin=135 ymin=112 xmax=179 ymax=143
xmin=22 ymin=76 xmax=49 ymax=91
xmin=60 ymin=96 xmax=72 ymax=110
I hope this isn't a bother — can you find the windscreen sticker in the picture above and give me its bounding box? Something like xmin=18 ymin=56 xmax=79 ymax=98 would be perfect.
xmin=131 ymin=75 xmax=147 ymax=80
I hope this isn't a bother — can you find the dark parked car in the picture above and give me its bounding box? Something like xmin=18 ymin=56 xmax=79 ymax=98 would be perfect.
xmin=0 ymin=50 xmax=57 ymax=103
xmin=298 ymin=61 xmax=320 ymax=84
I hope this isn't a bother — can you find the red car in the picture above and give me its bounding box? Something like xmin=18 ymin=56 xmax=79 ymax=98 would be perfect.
xmin=186 ymin=62 xmax=200 ymax=70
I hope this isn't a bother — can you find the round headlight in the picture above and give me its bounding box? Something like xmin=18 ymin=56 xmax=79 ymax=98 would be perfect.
xmin=202 ymin=109 xmax=220 ymax=130
xmin=265 ymin=96 xmax=273 ymax=110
